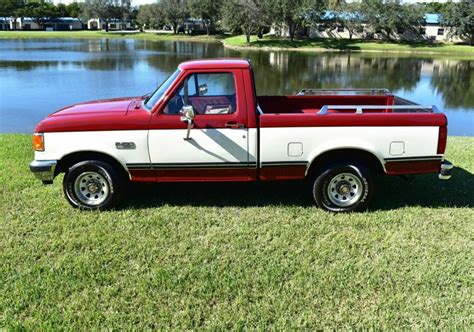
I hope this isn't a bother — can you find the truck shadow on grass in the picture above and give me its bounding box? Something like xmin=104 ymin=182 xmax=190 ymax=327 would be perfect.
xmin=126 ymin=167 xmax=473 ymax=210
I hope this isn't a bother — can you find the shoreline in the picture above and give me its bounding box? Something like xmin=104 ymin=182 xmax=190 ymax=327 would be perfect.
xmin=222 ymin=35 xmax=474 ymax=56
xmin=0 ymin=31 xmax=472 ymax=56
xmin=222 ymin=41 xmax=474 ymax=56
xmin=0 ymin=30 xmax=224 ymax=43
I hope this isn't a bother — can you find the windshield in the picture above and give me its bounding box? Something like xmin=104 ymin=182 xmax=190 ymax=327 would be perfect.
xmin=144 ymin=69 xmax=181 ymax=110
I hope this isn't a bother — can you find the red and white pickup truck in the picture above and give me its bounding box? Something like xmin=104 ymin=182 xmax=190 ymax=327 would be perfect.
xmin=30 ymin=58 xmax=453 ymax=212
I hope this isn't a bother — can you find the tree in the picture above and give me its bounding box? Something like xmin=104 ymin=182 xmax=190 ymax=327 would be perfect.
xmin=34 ymin=2 xmax=61 ymax=29
xmin=121 ymin=0 xmax=132 ymax=22
xmin=0 ymin=0 xmax=24 ymax=17
xmin=423 ymin=2 xmax=449 ymax=15
xmin=360 ymin=0 xmax=423 ymax=41
xmin=160 ymin=0 xmax=189 ymax=34
xmin=66 ymin=2 xmax=82 ymax=18
xmin=56 ymin=3 xmax=68 ymax=17
xmin=0 ymin=0 xmax=25 ymax=29
xmin=361 ymin=0 xmax=397 ymax=40
xmin=188 ymin=0 xmax=221 ymax=35
xmin=129 ymin=6 xmax=138 ymax=27
xmin=399 ymin=4 xmax=425 ymax=37
xmin=137 ymin=3 xmax=165 ymax=30
xmin=335 ymin=2 xmax=363 ymax=40
xmin=14 ymin=1 xmax=60 ymax=30
xmin=442 ymin=0 xmax=474 ymax=45
xmin=273 ymin=0 xmax=325 ymax=42
xmin=82 ymin=0 xmax=131 ymax=32
xmin=221 ymin=0 xmax=270 ymax=44
xmin=327 ymin=0 xmax=343 ymax=10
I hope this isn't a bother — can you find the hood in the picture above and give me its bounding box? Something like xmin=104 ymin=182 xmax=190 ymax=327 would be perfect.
xmin=35 ymin=96 xmax=151 ymax=133
xmin=51 ymin=97 xmax=136 ymax=117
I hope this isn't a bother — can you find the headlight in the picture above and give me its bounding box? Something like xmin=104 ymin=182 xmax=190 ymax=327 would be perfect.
xmin=33 ymin=133 xmax=45 ymax=151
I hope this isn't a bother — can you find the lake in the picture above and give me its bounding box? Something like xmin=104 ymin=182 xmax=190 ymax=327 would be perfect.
xmin=0 ymin=38 xmax=472 ymax=136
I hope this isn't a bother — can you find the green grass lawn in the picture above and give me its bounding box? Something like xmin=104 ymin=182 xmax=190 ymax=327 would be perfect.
xmin=224 ymin=35 xmax=474 ymax=55
xmin=1 ymin=134 xmax=473 ymax=329
xmin=0 ymin=30 xmax=225 ymax=42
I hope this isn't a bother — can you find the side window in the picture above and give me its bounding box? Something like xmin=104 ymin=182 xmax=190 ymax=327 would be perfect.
xmin=163 ymin=72 xmax=237 ymax=115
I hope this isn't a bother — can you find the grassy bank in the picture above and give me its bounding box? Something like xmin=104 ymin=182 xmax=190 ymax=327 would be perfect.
xmin=1 ymin=134 xmax=473 ymax=329
xmin=224 ymin=35 xmax=474 ymax=55
xmin=0 ymin=30 xmax=224 ymax=42
xmin=2 ymin=31 xmax=473 ymax=55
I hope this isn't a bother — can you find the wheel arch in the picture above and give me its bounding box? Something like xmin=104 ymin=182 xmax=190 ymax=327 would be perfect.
xmin=55 ymin=151 xmax=130 ymax=179
xmin=306 ymin=147 xmax=386 ymax=178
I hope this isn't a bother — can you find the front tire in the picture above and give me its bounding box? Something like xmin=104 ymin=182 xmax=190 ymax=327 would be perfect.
xmin=312 ymin=164 xmax=374 ymax=212
xmin=63 ymin=160 xmax=126 ymax=210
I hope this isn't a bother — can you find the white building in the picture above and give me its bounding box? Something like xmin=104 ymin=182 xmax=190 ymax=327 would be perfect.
xmin=87 ymin=18 xmax=131 ymax=31
xmin=5 ymin=17 xmax=82 ymax=30
xmin=274 ymin=12 xmax=461 ymax=43
xmin=0 ymin=17 xmax=10 ymax=30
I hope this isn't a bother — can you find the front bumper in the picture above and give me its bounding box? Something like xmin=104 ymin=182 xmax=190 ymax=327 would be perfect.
xmin=439 ymin=160 xmax=454 ymax=180
xmin=30 ymin=160 xmax=57 ymax=184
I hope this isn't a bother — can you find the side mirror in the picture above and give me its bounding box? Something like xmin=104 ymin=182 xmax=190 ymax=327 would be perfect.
xmin=198 ymin=83 xmax=208 ymax=96
xmin=180 ymin=105 xmax=195 ymax=140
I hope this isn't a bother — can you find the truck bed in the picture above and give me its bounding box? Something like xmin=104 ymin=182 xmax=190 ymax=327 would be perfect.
xmin=257 ymin=89 xmax=446 ymax=127
xmin=257 ymin=89 xmax=437 ymax=115
xmin=256 ymin=90 xmax=447 ymax=180
xmin=258 ymin=94 xmax=394 ymax=114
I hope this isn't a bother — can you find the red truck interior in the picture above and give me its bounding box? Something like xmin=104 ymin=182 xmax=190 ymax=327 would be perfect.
xmin=189 ymin=95 xmax=236 ymax=114
xmin=257 ymin=95 xmax=395 ymax=114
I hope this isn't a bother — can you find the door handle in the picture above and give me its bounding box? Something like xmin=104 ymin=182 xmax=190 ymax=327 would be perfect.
xmin=225 ymin=122 xmax=244 ymax=129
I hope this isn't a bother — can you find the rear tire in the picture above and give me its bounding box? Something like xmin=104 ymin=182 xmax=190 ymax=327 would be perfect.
xmin=63 ymin=160 xmax=126 ymax=210
xmin=312 ymin=163 xmax=374 ymax=212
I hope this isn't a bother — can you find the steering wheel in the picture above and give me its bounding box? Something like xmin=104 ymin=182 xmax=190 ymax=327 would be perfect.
xmin=167 ymin=78 xmax=190 ymax=114
xmin=167 ymin=94 xmax=185 ymax=114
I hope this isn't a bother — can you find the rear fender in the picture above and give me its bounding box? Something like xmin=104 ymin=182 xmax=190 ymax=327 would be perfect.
xmin=305 ymin=139 xmax=386 ymax=176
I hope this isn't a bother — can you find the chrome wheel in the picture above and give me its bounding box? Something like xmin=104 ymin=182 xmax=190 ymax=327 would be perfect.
xmin=327 ymin=172 xmax=363 ymax=207
xmin=73 ymin=171 xmax=109 ymax=206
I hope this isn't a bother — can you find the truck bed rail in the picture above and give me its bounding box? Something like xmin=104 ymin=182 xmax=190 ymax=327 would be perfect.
xmin=318 ymin=104 xmax=438 ymax=115
xmin=298 ymin=88 xmax=391 ymax=96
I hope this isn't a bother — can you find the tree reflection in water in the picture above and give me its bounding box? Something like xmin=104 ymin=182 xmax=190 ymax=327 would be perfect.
xmin=431 ymin=60 xmax=473 ymax=109
xmin=244 ymin=51 xmax=424 ymax=94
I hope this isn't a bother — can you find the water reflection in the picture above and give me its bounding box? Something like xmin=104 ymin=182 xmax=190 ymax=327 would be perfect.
xmin=243 ymin=52 xmax=424 ymax=93
xmin=431 ymin=60 xmax=474 ymax=109
xmin=0 ymin=38 xmax=472 ymax=135
xmin=0 ymin=58 xmax=134 ymax=71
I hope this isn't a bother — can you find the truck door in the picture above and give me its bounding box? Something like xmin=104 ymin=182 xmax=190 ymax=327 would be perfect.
xmin=148 ymin=69 xmax=255 ymax=181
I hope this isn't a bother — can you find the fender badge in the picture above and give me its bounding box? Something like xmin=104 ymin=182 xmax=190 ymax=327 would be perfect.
xmin=115 ymin=142 xmax=136 ymax=150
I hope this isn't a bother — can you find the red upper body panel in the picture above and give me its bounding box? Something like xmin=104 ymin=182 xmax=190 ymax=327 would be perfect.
xmin=259 ymin=112 xmax=447 ymax=128
xmin=34 ymin=58 xmax=446 ymax=133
